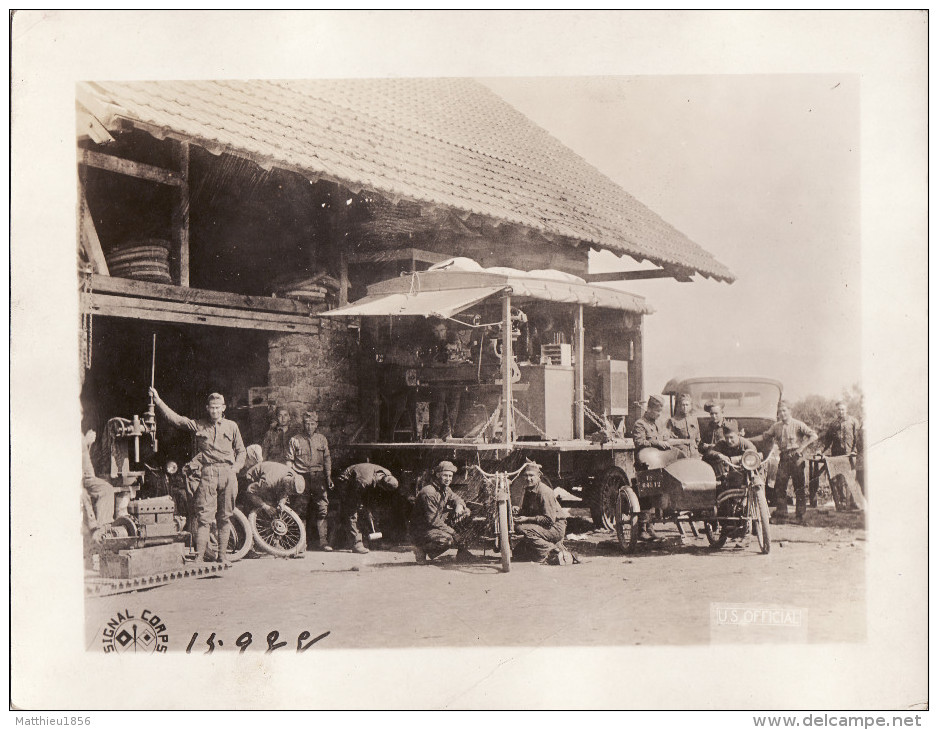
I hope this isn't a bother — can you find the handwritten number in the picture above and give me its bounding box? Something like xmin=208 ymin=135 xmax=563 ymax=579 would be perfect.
xmin=297 ymin=630 xmax=331 ymax=652
xmin=186 ymin=632 xmax=198 ymax=654
xmin=235 ymin=632 xmax=253 ymax=654
xmin=204 ymin=632 xmax=216 ymax=654
xmin=265 ymin=630 xmax=287 ymax=653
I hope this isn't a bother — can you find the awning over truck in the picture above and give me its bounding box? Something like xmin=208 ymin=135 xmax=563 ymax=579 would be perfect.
xmin=322 ymin=269 xmax=652 ymax=317
xmin=322 ymin=285 xmax=506 ymax=318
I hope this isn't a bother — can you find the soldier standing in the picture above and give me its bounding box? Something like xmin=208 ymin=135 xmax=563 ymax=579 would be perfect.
xmin=286 ymin=411 xmax=333 ymax=551
xmin=261 ymin=407 xmax=294 ymax=463
xmin=150 ymin=388 xmax=246 ymax=563
xmin=757 ymin=401 xmax=818 ymax=522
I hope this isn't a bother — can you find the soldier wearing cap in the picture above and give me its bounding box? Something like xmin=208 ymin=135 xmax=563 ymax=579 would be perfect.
xmin=286 ymin=411 xmax=333 ymax=551
xmin=410 ymin=460 xmax=474 ymax=564
xmin=243 ymin=461 xmax=305 ymax=515
xmin=333 ymin=463 xmax=399 ymax=554
xmin=698 ymin=402 xmax=740 ymax=471
xmin=755 ymin=401 xmax=817 ymax=522
xmin=149 ymin=387 xmax=246 ymax=563
xmin=632 ymin=395 xmax=672 ymax=450
xmin=512 ymin=462 xmax=567 ymax=563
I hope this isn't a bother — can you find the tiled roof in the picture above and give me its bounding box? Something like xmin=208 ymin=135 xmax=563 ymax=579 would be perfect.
xmin=81 ymin=78 xmax=734 ymax=282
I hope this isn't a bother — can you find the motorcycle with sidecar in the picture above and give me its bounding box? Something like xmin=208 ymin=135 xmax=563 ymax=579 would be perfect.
xmin=614 ymin=444 xmax=771 ymax=554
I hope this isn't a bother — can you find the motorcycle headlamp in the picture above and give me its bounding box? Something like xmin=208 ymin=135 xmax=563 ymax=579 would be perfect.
xmin=741 ymin=451 xmax=761 ymax=471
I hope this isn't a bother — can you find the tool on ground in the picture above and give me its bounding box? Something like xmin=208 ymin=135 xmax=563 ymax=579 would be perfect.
xmin=367 ymin=511 xmax=382 ymax=541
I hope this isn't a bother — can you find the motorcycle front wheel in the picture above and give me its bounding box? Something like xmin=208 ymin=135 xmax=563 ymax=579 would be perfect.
xmin=752 ymin=489 xmax=772 ymax=554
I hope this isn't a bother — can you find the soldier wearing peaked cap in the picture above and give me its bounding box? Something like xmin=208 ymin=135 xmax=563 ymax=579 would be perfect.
xmin=632 ymin=394 xmax=672 ymax=451
xmin=410 ymin=461 xmax=477 ymax=565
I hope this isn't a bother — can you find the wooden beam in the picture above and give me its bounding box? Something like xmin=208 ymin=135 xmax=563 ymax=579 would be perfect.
xmin=88 ymin=274 xmax=319 ymax=316
xmin=501 ymin=293 xmax=513 ymax=446
xmin=78 ymin=148 xmax=183 ymax=187
xmin=171 ymin=141 xmax=190 ymax=286
xmin=585 ymin=268 xmax=694 ymax=283
xmin=78 ymin=187 xmax=109 ymax=275
xmin=574 ymin=304 xmax=584 ymax=440
xmin=347 ymin=247 xmax=450 ymax=266
xmin=81 ymin=292 xmax=321 ymax=334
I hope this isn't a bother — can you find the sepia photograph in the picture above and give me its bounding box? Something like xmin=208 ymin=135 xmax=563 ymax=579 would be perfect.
xmin=10 ymin=10 xmax=928 ymax=713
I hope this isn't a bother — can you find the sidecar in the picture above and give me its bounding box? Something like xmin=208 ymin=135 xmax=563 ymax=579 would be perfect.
xmin=615 ymin=448 xmax=719 ymax=552
xmin=632 ymin=447 xmax=719 ymax=512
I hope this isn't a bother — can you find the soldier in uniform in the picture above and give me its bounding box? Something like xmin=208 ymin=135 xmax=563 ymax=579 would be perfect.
xmin=150 ymin=388 xmax=246 ymax=563
xmin=666 ymin=393 xmax=701 ymax=458
xmin=698 ymin=402 xmax=739 ymax=475
xmin=261 ymin=407 xmax=294 ymax=463
xmin=756 ymin=401 xmax=818 ymax=522
xmin=819 ymin=400 xmax=862 ymax=508
xmin=632 ymin=394 xmax=671 ymax=450
xmin=242 ymin=460 xmax=306 ymax=515
xmin=410 ymin=461 xmax=475 ymax=564
xmin=710 ymin=423 xmax=763 ymax=547
xmin=333 ymin=463 xmax=399 ymax=554
xmin=512 ymin=462 xmax=568 ymax=563
xmin=286 ymin=411 xmax=333 ymax=551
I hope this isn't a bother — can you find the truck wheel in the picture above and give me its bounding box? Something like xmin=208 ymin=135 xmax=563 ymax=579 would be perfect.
xmin=250 ymin=505 xmax=307 ymax=558
xmin=497 ymin=500 xmax=512 ymax=573
xmin=705 ymin=520 xmax=728 ymax=549
xmin=592 ymin=468 xmax=628 ymax=530
xmin=754 ymin=490 xmax=771 ymax=554
xmin=615 ymin=486 xmax=640 ymax=553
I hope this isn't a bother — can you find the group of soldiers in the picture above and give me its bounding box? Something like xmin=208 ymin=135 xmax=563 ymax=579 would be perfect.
xmin=632 ymin=393 xmax=864 ymax=523
xmin=82 ymin=389 xmax=567 ymax=567
xmin=81 ymin=385 xmax=861 ymax=567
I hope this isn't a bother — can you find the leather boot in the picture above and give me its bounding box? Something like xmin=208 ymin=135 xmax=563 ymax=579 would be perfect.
xmin=216 ymin=522 xmax=232 ymax=564
xmin=317 ymin=519 xmax=333 ymax=551
xmin=193 ymin=525 xmax=210 ymax=563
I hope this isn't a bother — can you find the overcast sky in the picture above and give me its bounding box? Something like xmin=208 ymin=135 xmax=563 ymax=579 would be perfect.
xmin=482 ymin=75 xmax=861 ymax=402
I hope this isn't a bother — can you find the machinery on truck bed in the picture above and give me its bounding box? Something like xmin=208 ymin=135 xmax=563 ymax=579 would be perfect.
xmin=322 ymin=259 xmax=651 ymax=531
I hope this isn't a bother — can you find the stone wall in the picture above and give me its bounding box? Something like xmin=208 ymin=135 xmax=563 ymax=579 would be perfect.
xmin=248 ymin=318 xmax=374 ymax=469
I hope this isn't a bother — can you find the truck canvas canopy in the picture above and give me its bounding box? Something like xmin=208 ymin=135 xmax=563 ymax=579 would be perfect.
xmin=322 ymin=259 xmax=652 ymax=318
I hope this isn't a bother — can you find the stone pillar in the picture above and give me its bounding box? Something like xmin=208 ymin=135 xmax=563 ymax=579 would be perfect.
xmin=250 ymin=319 xmax=364 ymax=469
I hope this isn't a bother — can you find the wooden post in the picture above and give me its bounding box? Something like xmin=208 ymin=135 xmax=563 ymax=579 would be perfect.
xmin=574 ymin=303 xmax=585 ymax=439
xmin=330 ymin=185 xmax=350 ymax=306
xmin=172 ymin=141 xmax=190 ymax=287
xmin=338 ymin=249 xmax=349 ymax=306
xmin=629 ymin=315 xmax=645 ymax=428
xmin=501 ymin=293 xmax=513 ymax=446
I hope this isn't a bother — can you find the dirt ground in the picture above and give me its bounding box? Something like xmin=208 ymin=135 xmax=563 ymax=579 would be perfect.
xmin=85 ymin=506 xmax=866 ymax=653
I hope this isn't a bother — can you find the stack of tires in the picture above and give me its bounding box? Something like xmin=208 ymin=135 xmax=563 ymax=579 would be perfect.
xmin=105 ymin=238 xmax=172 ymax=284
